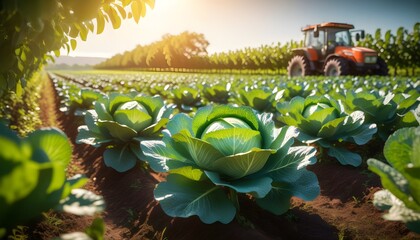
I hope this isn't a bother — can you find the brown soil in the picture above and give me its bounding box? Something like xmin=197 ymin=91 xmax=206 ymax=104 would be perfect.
xmin=31 ymin=75 xmax=420 ymax=240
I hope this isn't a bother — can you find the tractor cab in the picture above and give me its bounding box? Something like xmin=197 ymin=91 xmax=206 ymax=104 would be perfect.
xmin=304 ymin=23 xmax=355 ymax=58
xmin=287 ymin=22 xmax=388 ymax=76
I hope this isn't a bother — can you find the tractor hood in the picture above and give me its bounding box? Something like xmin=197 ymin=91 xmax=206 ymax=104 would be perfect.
xmin=335 ymin=46 xmax=378 ymax=64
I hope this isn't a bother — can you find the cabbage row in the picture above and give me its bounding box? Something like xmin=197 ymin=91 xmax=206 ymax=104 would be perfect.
xmin=50 ymin=71 xmax=420 ymax=229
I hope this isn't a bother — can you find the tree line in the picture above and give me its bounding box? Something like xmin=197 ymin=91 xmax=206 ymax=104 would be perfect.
xmin=95 ymin=23 xmax=420 ymax=75
xmin=94 ymin=31 xmax=301 ymax=72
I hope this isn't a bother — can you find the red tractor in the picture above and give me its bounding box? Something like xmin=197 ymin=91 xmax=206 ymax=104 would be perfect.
xmin=287 ymin=22 xmax=388 ymax=77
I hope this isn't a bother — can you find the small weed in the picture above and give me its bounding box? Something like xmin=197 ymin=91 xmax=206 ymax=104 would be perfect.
xmin=338 ymin=228 xmax=346 ymax=240
xmin=352 ymin=196 xmax=361 ymax=207
xmin=160 ymin=227 xmax=168 ymax=240
xmin=42 ymin=212 xmax=64 ymax=227
xmin=8 ymin=226 xmax=29 ymax=240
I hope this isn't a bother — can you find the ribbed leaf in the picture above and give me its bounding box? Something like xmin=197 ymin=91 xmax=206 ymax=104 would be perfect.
xmin=94 ymin=102 xmax=113 ymax=121
xmin=211 ymin=149 xmax=273 ymax=179
xmin=171 ymin=166 xmax=206 ymax=181
xmin=103 ymin=147 xmax=137 ymax=172
xmin=205 ymin=171 xmax=272 ymax=198
xmin=166 ymin=113 xmax=193 ymax=136
xmin=194 ymin=105 xmax=259 ymax=138
xmin=134 ymin=95 xmax=164 ymax=121
xmin=202 ymin=128 xmax=261 ymax=156
xmin=114 ymin=108 xmax=152 ymax=132
xmin=327 ymin=147 xmax=362 ymax=167
xmin=260 ymin=146 xmax=317 ymax=181
xmin=140 ymin=140 xmax=191 ymax=172
xmin=97 ymin=120 xmax=137 ymax=142
xmin=348 ymin=123 xmax=377 ymax=145
xmin=256 ymin=170 xmax=319 ymax=215
xmin=172 ymin=131 xmax=224 ymax=170
xmin=368 ymin=159 xmax=420 ymax=211
xmin=384 ymin=127 xmax=418 ymax=171
xmin=140 ymin=118 xmax=168 ymax=137
xmin=108 ymin=93 xmax=131 ymax=113
xmin=154 ymin=174 xmax=236 ymax=224
xmin=76 ymin=125 xmax=112 ymax=147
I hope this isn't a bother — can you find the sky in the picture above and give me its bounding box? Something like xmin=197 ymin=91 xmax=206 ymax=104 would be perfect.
xmin=68 ymin=0 xmax=420 ymax=58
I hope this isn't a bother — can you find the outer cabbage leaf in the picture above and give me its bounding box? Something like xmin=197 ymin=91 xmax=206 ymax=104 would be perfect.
xmin=154 ymin=174 xmax=236 ymax=224
xmin=368 ymin=126 xmax=420 ymax=232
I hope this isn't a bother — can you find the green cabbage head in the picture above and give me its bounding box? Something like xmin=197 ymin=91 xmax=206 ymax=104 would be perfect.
xmin=76 ymin=92 xmax=173 ymax=172
xmin=277 ymin=95 xmax=377 ymax=166
xmin=142 ymin=105 xmax=320 ymax=224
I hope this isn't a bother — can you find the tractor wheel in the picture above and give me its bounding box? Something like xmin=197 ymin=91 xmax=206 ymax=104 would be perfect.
xmin=374 ymin=57 xmax=389 ymax=76
xmin=324 ymin=58 xmax=349 ymax=76
xmin=287 ymin=55 xmax=311 ymax=77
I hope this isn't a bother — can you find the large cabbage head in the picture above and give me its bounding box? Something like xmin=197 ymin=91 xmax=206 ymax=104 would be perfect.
xmin=276 ymin=95 xmax=377 ymax=166
xmin=76 ymin=92 xmax=173 ymax=172
xmin=142 ymin=105 xmax=320 ymax=224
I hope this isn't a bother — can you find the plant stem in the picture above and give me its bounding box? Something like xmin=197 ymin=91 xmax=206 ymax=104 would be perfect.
xmin=228 ymin=188 xmax=240 ymax=212
xmin=228 ymin=188 xmax=255 ymax=229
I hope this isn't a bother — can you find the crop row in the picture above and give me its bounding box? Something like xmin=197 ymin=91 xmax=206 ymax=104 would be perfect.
xmin=48 ymin=70 xmax=420 ymax=232
xmin=51 ymin=70 xmax=418 ymax=113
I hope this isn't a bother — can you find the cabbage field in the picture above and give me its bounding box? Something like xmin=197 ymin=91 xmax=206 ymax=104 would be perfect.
xmin=1 ymin=70 xmax=420 ymax=239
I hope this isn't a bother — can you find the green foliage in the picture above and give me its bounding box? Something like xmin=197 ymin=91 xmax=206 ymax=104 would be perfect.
xmin=0 ymin=71 xmax=43 ymax=136
xmin=358 ymin=22 xmax=420 ymax=76
xmin=142 ymin=105 xmax=320 ymax=224
xmin=276 ymin=95 xmax=377 ymax=166
xmin=0 ymin=0 xmax=155 ymax=96
xmin=0 ymin=124 xmax=104 ymax=230
xmin=236 ymin=86 xmax=283 ymax=113
xmin=93 ymin=33 xmax=302 ymax=72
xmin=170 ymin=86 xmax=203 ymax=113
xmin=76 ymin=91 xmax=173 ymax=172
xmin=343 ymin=90 xmax=419 ymax=140
xmin=95 ymin=32 xmax=209 ymax=69
xmin=93 ymin=22 xmax=419 ymax=76
xmin=68 ymin=88 xmax=106 ymax=116
xmin=367 ymin=126 xmax=420 ymax=233
xmin=201 ymin=83 xmax=231 ymax=104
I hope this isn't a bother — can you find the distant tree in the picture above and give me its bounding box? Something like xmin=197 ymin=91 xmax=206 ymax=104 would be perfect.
xmin=96 ymin=31 xmax=209 ymax=69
